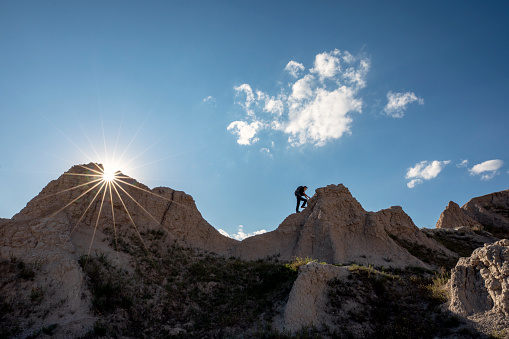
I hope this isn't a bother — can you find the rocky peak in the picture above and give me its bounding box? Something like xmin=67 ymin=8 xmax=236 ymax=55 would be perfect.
xmin=435 ymin=201 xmax=482 ymax=230
xmin=11 ymin=163 xmax=236 ymax=254
xmin=461 ymin=190 xmax=509 ymax=236
xmin=228 ymin=184 xmax=453 ymax=268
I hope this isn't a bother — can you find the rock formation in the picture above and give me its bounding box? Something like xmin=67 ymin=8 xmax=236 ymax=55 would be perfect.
xmin=449 ymin=239 xmax=509 ymax=316
xmin=436 ymin=201 xmax=482 ymax=230
xmin=279 ymin=262 xmax=350 ymax=332
xmin=449 ymin=239 xmax=509 ymax=333
xmin=11 ymin=163 xmax=237 ymax=254
xmin=228 ymin=184 xmax=454 ymax=268
xmin=462 ymin=190 xmax=509 ymax=236
xmin=1 ymin=163 xmax=237 ymax=337
xmin=435 ymin=190 xmax=509 ymax=237
xmin=0 ymin=163 xmax=481 ymax=337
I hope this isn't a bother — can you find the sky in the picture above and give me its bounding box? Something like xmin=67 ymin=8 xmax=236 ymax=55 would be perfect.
xmin=1 ymin=1 xmax=508 ymax=239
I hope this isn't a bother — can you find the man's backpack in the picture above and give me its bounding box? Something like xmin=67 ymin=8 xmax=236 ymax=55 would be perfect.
xmin=295 ymin=186 xmax=304 ymax=196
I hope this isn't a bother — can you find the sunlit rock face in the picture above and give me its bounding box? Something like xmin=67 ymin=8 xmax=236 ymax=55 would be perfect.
xmin=449 ymin=239 xmax=509 ymax=317
xmin=1 ymin=163 xmax=238 ymax=337
xmin=434 ymin=190 xmax=509 ymax=236
xmin=436 ymin=201 xmax=483 ymax=230
xmin=461 ymin=190 xmax=509 ymax=235
xmin=227 ymin=184 xmax=453 ymax=268
xmin=11 ymin=163 xmax=237 ymax=254
xmin=280 ymin=262 xmax=350 ymax=332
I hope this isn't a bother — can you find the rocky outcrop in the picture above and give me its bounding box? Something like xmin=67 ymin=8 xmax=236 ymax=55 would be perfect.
xmin=1 ymin=163 xmax=237 ymax=337
xmin=449 ymin=239 xmax=509 ymax=317
xmin=436 ymin=201 xmax=482 ymax=230
xmin=228 ymin=184 xmax=454 ymax=268
xmin=434 ymin=190 xmax=509 ymax=237
xmin=279 ymin=262 xmax=350 ymax=332
xmin=11 ymin=163 xmax=237 ymax=254
xmin=462 ymin=190 xmax=509 ymax=235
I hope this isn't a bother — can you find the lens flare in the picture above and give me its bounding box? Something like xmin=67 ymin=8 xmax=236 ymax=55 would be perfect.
xmin=102 ymin=166 xmax=118 ymax=182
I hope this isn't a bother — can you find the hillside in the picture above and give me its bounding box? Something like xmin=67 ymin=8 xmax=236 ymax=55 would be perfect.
xmin=0 ymin=163 xmax=507 ymax=338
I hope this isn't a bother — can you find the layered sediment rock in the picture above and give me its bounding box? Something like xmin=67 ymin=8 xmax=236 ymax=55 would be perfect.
xmin=434 ymin=190 xmax=509 ymax=236
xmin=228 ymin=184 xmax=453 ymax=268
xmin=449 ymin=239 xmax=509 ymax=316
xmin=280 ymin=262 xmax=350 ymax=332
xmin=436 ymin=201 xmax=482 ymax=230
xmin=462 ymin=190 xmax=509 ymax=235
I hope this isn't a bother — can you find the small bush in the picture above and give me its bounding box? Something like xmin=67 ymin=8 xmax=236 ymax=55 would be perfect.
xmin=286 ymin=257 xmax=319 ymax=271
xmin=427 ymin=268 xmax=450 ymax=303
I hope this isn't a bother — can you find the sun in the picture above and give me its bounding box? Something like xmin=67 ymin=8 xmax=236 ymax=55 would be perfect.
xmin=101 ymin=165 xmax=119 ymax=182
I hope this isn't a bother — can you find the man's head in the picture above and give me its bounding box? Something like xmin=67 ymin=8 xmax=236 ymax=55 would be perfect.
xmin=303 ymin=186 xmax=308 ymax=191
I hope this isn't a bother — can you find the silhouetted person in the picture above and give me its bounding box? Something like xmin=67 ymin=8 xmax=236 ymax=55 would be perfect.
xmin=295 ymin=186 xmax=310 ymax=213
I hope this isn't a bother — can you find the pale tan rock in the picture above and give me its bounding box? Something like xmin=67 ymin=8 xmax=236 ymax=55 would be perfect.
xmin=449 ymin=239 xmax=509 ymax=317
xmin=228 ymin=184 xmax=452 ymax=268
xmin=436 ymin=201 xmax=483 ymax=230
xmin=280 ymin=262 xmax=350 ymax=332
xmin=13 ymin=163 xmax=237 ymax=254
xmin=1 ymin=163 xmax=237 ymax=337
xmin=461 ymin=190 xmax=509 ymax=234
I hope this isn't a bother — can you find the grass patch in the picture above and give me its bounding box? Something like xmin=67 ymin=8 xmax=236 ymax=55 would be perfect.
xmin=286 ymin=257 xmax=323 ymax=271
xmin=326 ymin=266 xmax=462 ymax=338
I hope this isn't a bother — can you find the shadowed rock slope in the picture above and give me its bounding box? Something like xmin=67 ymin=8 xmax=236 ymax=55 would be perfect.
xmin=0 ymin=164 xmax=466 ymax=337
xmin=435 ymin=190 xmax=509 ymax=238
xmin=228 ymin=184 xmax=455 ymax=268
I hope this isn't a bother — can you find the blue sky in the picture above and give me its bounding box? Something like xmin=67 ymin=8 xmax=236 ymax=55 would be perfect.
xmin=1 ymin=1 xmax=508 ymax=238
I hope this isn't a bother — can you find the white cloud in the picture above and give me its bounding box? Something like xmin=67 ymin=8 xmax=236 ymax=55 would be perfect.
xmin=469 ymin=159 xmax=504 ymax=180
xmin=405 ymin=160 xmax=451 ymax=188
xmin=203 ymin=95 xmax=215 ymax=103
xmin=343 ymin=58 xmax=370 ymax=89
xmin=311 ymin=49 xmax=341 ymax=79
xmin=227 ymin=120 xmax=263 ymax=145
xmin=285 ymin=60 xmax=305 ymax=78
xmin=342 ymin=51 xmax=355 ymax=64
xmin=407 ymin=179 xmax=423 ymax=188
xmin=235 ymin=84 xmax=256 ymax=116
xmin=218 ymin=225 xmax=267 ymax=241
xmin=456 ymin=159 xmax=469 ymax=168
xmin=227 ymin=49 xmax=370 ymax=147
xmin=290 ymin=74 xmax=315 ymax=101
xmin=285 ymin=86 xmax=362 ymax=146
xmin=257 ymin=91 xmax=285 ymax=116
xmin=384 ymin=91 xmax=424 ymax=118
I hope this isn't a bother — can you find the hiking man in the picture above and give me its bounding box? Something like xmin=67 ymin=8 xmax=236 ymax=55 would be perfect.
xmin=295 ymin=186 xmax=310 ymax=213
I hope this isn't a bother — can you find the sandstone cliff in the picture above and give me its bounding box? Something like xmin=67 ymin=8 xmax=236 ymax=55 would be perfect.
xmin=449 ymin=239 xmax=509 ymax=334
xmin=11 ymin=163 xmax=237 ymax=254
xmin=1 ymin=164 xmax=485 ymax=337
xmin=227 ymin=184 xmax=454 ymax=268
xmin=436 ymin=201 xmax=482 ymax=230
xmin=434 ymin=190 xmax=509 ymax=237
xmin=462 ymin=190 xmax=509 ymax=236
xmin=1 ymin=163 xmax=237 ymax=337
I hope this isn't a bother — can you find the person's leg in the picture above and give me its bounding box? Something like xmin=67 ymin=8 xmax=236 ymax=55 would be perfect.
xmin=296 ymin=195 xmax=302 ymax=212
xmin=301 ymin=197 xmax=307 ymax=208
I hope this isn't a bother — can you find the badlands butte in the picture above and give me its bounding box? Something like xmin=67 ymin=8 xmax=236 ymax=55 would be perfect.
xmin=1 ymin=163 xmax=508 ymax=338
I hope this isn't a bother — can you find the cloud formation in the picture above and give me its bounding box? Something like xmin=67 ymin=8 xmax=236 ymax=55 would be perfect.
xmin=384 ymin=91 xmax=424 ymax=118
xmin=203 ymin=95 xmax=215 ymax=103
xmin=227 ymin=120 xmax=263 ymax=145
xmin=469 ymin=159 xmax=504 ymax=180
xmin=406 ymin=160 xmax=451 ymax=188
xmin=218 ymin=225 xmax=267 ymax=241
xmin=285 ymin=60 xmax=305 ymax=78
xmin=456 ymin=159 xmax=469 ymax=168
xmin=228 ymin=49 xmax=370 ymax=147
